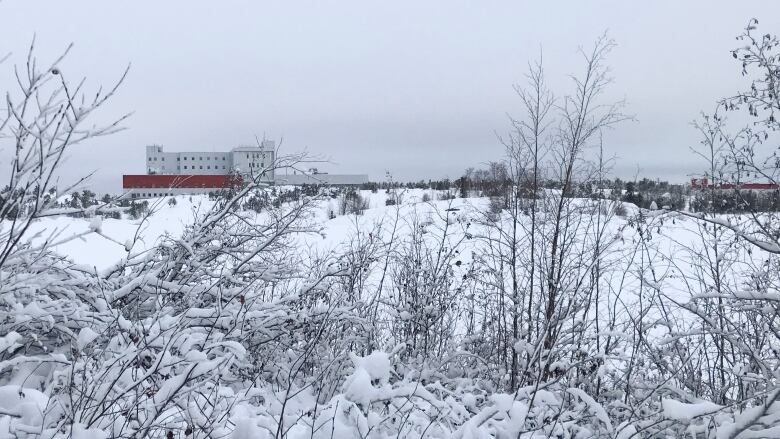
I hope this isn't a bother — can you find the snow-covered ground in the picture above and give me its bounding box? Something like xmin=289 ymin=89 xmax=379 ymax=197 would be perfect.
xmin=17 ymin=189 xmax=738 ymax=334
xmin=6 ymin=188 xmax=771 ymax=438
xmin=18 ymin=190 xmax=707 ymax=285
xmin=21 ymin=189 xmax=454 ymax=271
xmin=24 ymin=196 xmax=216 ymax=270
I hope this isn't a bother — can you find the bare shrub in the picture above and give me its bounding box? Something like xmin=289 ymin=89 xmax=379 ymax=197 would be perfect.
xmin=338 ymin=190 xmax=369 ymax=215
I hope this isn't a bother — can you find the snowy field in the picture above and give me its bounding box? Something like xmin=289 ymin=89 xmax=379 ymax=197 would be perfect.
xmin=23 ymin=190 xmax=694 ymax=271
xmin=3 ymin=188 xmax=777 ymax=438
xmin=24 ymin=190 xmax=457 ymax=271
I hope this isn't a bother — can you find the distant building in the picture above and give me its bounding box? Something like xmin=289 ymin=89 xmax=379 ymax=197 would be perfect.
xmin=144 ymin=141 xmax=275 ymax=179
xmin=691 ymin=177 xmax=779 ymax=192
xmin=123 ymin=142 xmax=275 ymax=198
xmin=123 ymin=142 xmax=370 ymax=198
xmin=275 ymin=168 xmax=368 ymax=186
xmin=123 ymin=174 xmax=244 ymax=198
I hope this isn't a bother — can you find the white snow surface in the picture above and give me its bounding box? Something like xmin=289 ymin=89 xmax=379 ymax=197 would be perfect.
xmin=2 ymin=189 xmax=773 ymax=438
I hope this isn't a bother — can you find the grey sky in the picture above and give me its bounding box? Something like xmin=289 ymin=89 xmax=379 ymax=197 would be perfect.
xmin=2 ymin=1 xmax=779 ymax=192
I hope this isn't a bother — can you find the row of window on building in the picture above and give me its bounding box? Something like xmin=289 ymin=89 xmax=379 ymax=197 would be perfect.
xmin=148 ymin=156 xmax=227 ymax=162
xmin=130 ymin=190 xmax=231 ymax=198
xmin=148 ymin=164 xmax=265 ymax=172
xmin=147 ymin=165 xmax=229 ymax=172
xmin=180 ymin=165 xmax=227 ymax=170
xmin=131 ymin=192 xmax=168 ymax=198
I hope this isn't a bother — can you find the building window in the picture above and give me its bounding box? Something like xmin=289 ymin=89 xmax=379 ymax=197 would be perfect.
xmin=148 ymin=157 xmax=152 ymax=161
xmin=161 ymin=157 xmax=165 ymax=161
xmin=207 ymin=166 xmax=210 ymax=170
xmin=222 ymin=166 xmax=226 ymax=169
xmin=184 ymin=165 xmax=187 ymax=169
xmin=192 ymin=157 xmax=195 ymax=160
xmin=199 ymin=157 xmax=202 ymax=161
xmin=199 ymin=166 xmax=203 ymax=169
xmin=177 ymin=157 xmax=180 ymax=161
xmin=222 ymin=157 xmax=225 ymax=160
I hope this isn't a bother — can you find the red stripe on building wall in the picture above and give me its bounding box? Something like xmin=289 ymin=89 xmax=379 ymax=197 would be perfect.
xmin=691 ymin=178 xmax=779 ymax=191
xmin=123 ymin=174 xmax=243 ymax=189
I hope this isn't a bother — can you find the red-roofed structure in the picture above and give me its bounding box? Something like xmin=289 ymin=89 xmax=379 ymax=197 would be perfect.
xmin=691 ymin=178 xmax=779 ymax=191
xmin=123 ymin=174 xmax=243 ymax=198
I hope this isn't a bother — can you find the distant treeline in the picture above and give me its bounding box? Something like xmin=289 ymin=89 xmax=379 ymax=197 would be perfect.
xmin=450 ymin=163 xmax=689 ymax=211
xmin=357 ymin=180 xmax=453 ymax=191
xmin=451 ymin=163 xmax=780 ymax=213
xmin=12 ymin=175 xmax=778 ymax=220
xmin=689 ymin=188 xmax=780 ymax=213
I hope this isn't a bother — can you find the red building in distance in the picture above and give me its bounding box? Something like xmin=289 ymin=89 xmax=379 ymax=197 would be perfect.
xmin=123 ymin=174 xmax=243 ymax=198
xmin=691 ymin=177 xmax=780 ymax=191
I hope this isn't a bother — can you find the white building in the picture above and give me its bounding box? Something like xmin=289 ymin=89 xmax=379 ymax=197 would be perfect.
xmin=145 ymin=140 xmax=275 ymax=181
xmin=125 ymin=141 xmax=369 ymax=198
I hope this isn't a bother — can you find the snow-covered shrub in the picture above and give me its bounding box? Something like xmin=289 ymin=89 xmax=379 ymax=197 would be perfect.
xmin=338 ymin=191 xmax=369 ymax=216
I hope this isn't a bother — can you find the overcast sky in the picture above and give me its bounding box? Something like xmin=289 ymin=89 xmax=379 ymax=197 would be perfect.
xmin=2 ymin=1 xmax=780 ymax=192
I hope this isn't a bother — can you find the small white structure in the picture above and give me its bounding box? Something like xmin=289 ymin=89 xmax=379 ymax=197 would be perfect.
xmin=274 ymin=173 xmax=369 ymax=186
